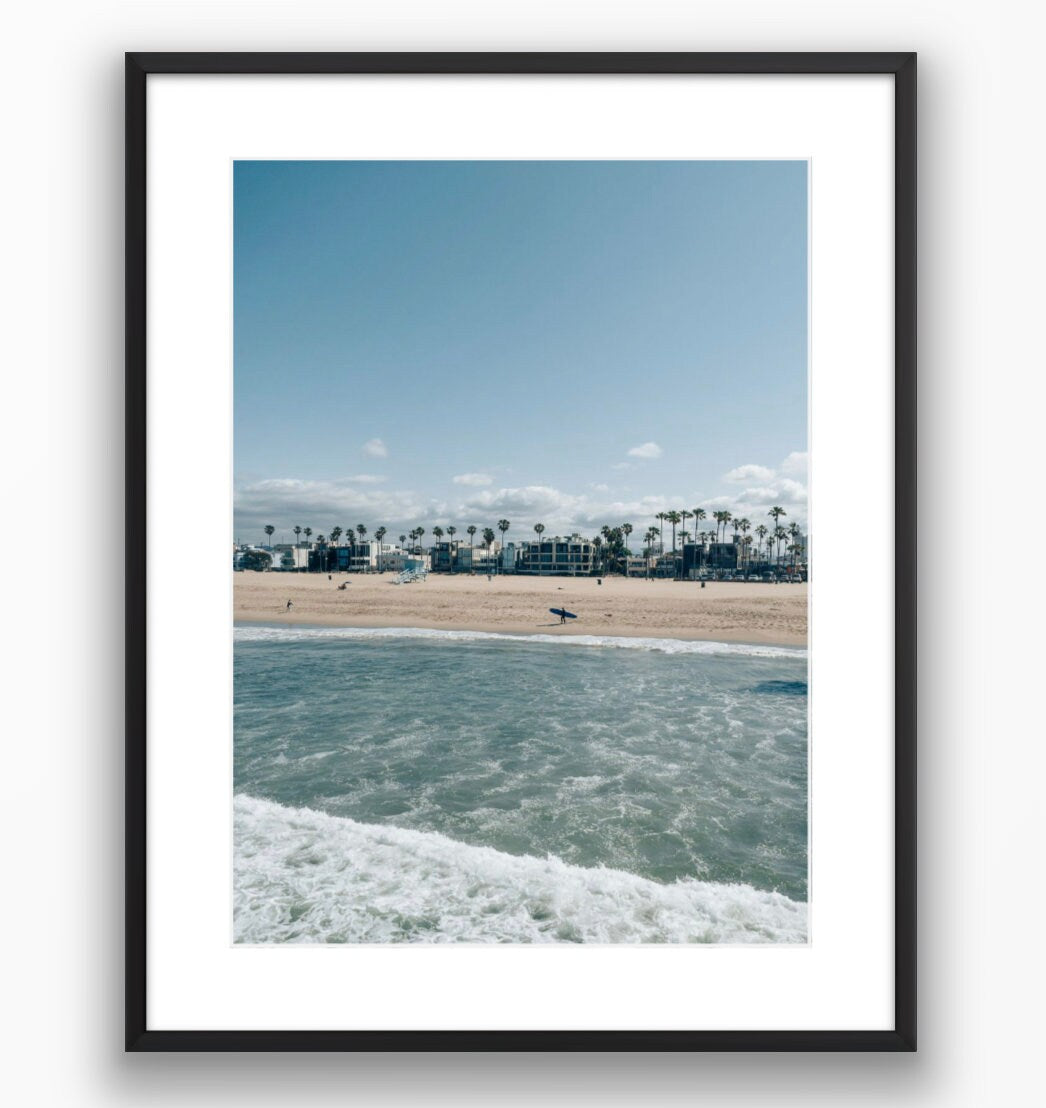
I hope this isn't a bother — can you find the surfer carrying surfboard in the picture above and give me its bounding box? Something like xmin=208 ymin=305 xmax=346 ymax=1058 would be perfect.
xmin=549 ymin=606 xmax=577 ymax=625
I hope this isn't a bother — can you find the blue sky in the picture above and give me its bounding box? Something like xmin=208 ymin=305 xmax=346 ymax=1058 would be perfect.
xmin=234 ymin=160 xmax=807 ymax=545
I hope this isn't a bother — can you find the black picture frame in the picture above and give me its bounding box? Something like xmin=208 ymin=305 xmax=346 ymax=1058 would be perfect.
xmin=126 ymin=51 xmax=916 ymax=1052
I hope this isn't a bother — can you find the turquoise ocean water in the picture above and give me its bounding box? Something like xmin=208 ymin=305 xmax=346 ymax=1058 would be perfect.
xmin=234 ymin=625 xmax=808 ymax=944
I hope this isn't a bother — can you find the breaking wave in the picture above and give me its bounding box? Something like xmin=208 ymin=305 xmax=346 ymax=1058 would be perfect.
xmin=234 ymin=794 xmax=808 ymax=945
xmin=233 ymin=624 xmax=806 ymax=659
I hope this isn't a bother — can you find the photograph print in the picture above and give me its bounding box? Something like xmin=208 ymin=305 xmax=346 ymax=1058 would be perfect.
xmin=232 ymin=160 xmax=809 ymax=945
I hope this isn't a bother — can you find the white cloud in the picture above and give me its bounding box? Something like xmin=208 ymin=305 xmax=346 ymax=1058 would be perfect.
xmin=724 ymin=463 xmax=775 ymax=483
xmin=452 ymin=473 xmax=494 ymax=487
xmin=234 ymin=477 xmax=426 ymax=538
xmin=362 ymin=438 xmax=388 ymax=458
xmin=456 ymin=485 xmax=678 ymax=535
xmin=234 ymin=445 xmax=810 ymax=544
xmin=627 ymin=441 xmax=663 ymax=460
xmin=701 ymin=479 xmax=807 ymax=531
xmin=780 ymin=451 xmax=808 ymax=477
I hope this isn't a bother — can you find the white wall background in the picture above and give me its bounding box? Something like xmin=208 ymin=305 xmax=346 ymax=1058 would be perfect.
xmin=2 ymin=1 xmax=1041 ymax=1105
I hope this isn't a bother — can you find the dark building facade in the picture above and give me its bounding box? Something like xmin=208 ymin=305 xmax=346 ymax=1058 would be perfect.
xmin=681 ymin=542 xmax=738 ymax=577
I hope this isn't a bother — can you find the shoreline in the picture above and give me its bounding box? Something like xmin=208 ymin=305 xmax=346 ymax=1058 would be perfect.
xmin=233 ymin=572 xmax=808 ymax=648
xmin=233 ymin=614 xmax=804 ymax=648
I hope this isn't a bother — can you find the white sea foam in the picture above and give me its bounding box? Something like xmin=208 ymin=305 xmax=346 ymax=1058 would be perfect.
xmin=234 ymin=624 xmax=806 ymax=659
xmin=234 ymin=794 xmax=808 ymax=945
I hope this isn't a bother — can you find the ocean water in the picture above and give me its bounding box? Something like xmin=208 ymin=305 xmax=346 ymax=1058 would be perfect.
xmin=234 ymin=625 xmax=809 ymax=944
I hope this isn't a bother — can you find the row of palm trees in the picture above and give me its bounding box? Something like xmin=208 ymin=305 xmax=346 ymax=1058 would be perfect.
xmin=647 ymin=507 xmax=806 ymax=578
xmin=263 ymin=505 xmax=805 ymax=578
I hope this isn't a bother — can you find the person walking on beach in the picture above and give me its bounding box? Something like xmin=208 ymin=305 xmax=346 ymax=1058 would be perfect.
xmin=286 ymin=600 xmax=293 ymax=611
xmin=559 ymin=609 xmax=567 ymax=624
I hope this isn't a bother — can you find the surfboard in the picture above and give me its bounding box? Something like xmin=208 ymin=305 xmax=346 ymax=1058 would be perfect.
xmin=549 ymin=608 xmax=577 ymax=619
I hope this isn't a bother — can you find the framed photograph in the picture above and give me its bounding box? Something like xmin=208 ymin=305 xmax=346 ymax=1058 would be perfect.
xmin=126 ymin=52 xmax=916 ymax=1050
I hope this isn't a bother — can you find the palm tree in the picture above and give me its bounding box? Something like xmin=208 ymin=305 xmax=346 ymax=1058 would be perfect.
xmin=644 ymin=527 xmax=658 ymax=577
xmin=497 ymin=519 xmax=510 ymax=573
xmin=755 ymin=523 xmax=768 ymax=566
xmin=597 ymin=527 xmax=613 ymax=576
xmin=482 ymin=527 xmax=495 ymax=571
xmin=768 ymin=507 xmax=787 ymax=572
xmin=415 ymin=527 xmax=425 ymax=555
xmin=302 ymin=527 xmax=312 ymax=569
xmin=664 ymin=510 xmax=682 ymax=576
xmin=679 ymin=511 xmax=692 ymax=550
xmin=293 ymin=525 xmax=302 ymax=544
xmin=399 ymin=534 xmax=407 ymax=547
xmin=263 ymin=524 xmax=275 ymax=547
xmin=592 ymin=534 xmax=603 ymax=576
xmin=329 ymin=525 xmax=342 ymax=547
xmin=773 ymin=526 xmax=787 ymax=572
xmin=534 ymin=522 xmax=545 ymax=543
xmin=610 ymin=527 xmax=626 ymax=575
xmin=446 ymin=525 xmax=457 ymax=572
xmin=432 ymin=526 xmax=444 ymax=570
xmin=622 ymin=522 xmax=633 ymax=555
xmin=656 ymin=512 xmax=667 ymax=554
xmin=375 ymin=526 xmax=387 ymax=571
xmin=466 ymin=524 xmax=477 ymax=569
xmin=787 ymin=522 xmax=802 ymax=578
xmin=736 ymin=518 xmax=751 ymax=577
xmin=692 ymin=507 xmax=706 ymax=547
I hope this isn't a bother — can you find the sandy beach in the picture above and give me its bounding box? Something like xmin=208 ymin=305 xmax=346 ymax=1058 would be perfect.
xmin=234 ymin=571 xmax=807 ymax=646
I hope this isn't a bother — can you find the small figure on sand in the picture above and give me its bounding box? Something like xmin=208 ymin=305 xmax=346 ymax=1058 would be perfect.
xmin=559 ymin=609 xmax=567 ymax=624
xmin=286 ymin=600 xmax=293 ymax=611
xmin=337 ymin=582 xmax=348 ymax=591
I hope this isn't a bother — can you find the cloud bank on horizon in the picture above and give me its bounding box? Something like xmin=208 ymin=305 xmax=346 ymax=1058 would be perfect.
xmin=234 ymin=451 xmax=808 ymax=544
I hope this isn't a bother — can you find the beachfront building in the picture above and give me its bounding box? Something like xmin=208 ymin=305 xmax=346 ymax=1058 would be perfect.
xmin=307 ymin=540 xmax=380 ymax=573
xmin=625 ymin=556 xmax=654 ymax=577
xmin=272 ymin=544 xmax=309 ymax=571
xmin=431 ymin=540 xmax=502 ymax=574
xmin=516 ymin=535 xmax=595 ymax=576
xmin=430 ymin=541 xmax=460 ymax=573
xmin=651 ymin=554 xmax=679 ymax=578
xmin=681 ymin=541 xmax=739 ymax=578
